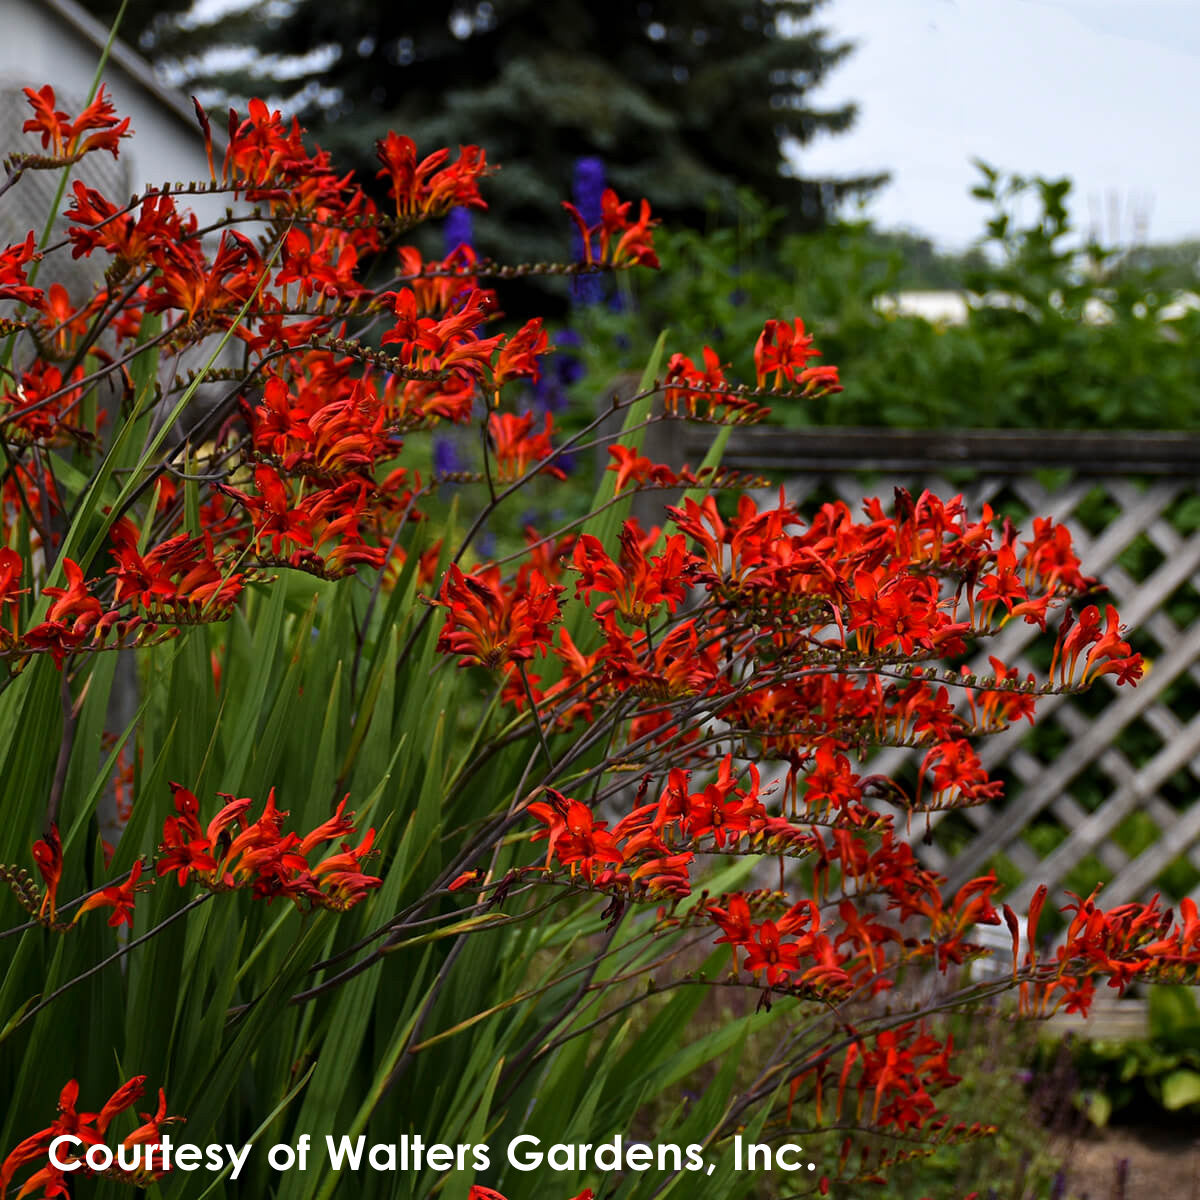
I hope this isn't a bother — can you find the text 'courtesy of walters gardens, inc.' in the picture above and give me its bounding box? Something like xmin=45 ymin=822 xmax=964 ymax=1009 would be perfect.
xmin=43 ymin=1134 xmax=819 ymax=1181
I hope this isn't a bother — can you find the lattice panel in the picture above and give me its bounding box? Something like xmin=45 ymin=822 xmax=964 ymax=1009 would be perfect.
xmin=753 ymin=472 xmax=1200 ymax=907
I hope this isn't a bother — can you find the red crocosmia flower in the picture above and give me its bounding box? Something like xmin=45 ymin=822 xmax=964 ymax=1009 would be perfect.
xmin=661 ymin=345 xmax=768 ymax=422
xmin=0 ymin=548 xmax=26 ymax=641
xmin=106 ymin=522 xmax=245 ymax=619
xmin=629 ymin=851 xmax=693 ymax=896
xmin=31 ymin=825 xmax=62 ymax=922
xmin=40 ymin=284 xmax=92 ymax=356
xmin=1 ymin=359 xmax=90 ymax=445
xmin=753 ymin=317 xmax=839 ymax=393
xmin=435 ymin=564 xmax=563 ymax=670
xmin=611 ymin=202 xmax=660 ymax=268
xmin=1022 ymin=515 xmax=1090 ymax=592
xmin=119 ymin=1086 xmax=176 ymax=1152
xmin=606 ymin=445 xmax=679 ymax=495
xmin=155 ymin=783 xmax=380 ymax=912
xmin=298 ymin=798 xmax=358 ymax=856
xmin=147 ymin=229 xmax=262 ymax=325
xmin=918 ymin=739 xmax=1001 ymax=809
xmin=75 ymin=860 xmax=144 ymax=928
xmin=93 ymin=1076 xmax=146 ymax=1136
xmin=205 ymin=794 xmax=256 ymax=849
xmin=1081 ymin=604 xmax=1143 ymax=685
xmin=804 ymin=743 xmax=862 ymax=817
xmin=66 ymin=185 xmax=194 ymax=269
xmin=742 ymin=920 xmax=802 ymax=986
xmin=527 ymin=788 xmax=573 ymax=868
xmin=0 ymin=232 xmax=44 ymax=308
xmin=21 ymin=84 xmax=131 ymax=161
xmin=375 ymin=134 xmax=489 ymax=221
xmin=709 ymin=894 xmax=755 ymax=973
xmin=42 ymin=559 xmax=103 ymax=629
xmin=0 ymin=1075 xmax=179 ymax=1200
xmin=222 ymin=465 xmax=314 ymax=557
xmin=491 ymin=318 xmax=552 ymax=389
xmin=395 ymin=244 xmax=484 ymax=317
xmin=550 ymin=799 xmax=624 ymax=882
xmin=309 ymin=829 xmax=383 ymax=911
xmin=157 ymin=783 xmax=220 ymax=885
xmin=275 ymin=228 xmax=368 ymax=302
xmin=571 ymin=522 xmax=698 ymax=625
xmin=488 ymin=411 xmax=565 ymax=481
xmin=975 ymin=544 xmax=1027 ymax=622
xmin=0 ymin=1080 xmax=95 ymax=1199
xmin=562 ymin=188 xmax=659 ymax=268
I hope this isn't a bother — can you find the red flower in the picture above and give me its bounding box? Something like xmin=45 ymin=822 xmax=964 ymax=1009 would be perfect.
xmin=22 ymin=85 xmax=130 ymax=161
xmin=663 ymin=346 xmax=769 ymax=422
xmin=435 ymin=564 xmax=563 ymax=670
xmin=606 ymin=445 xmax=679 ymax=495
xmin=0 ymin=549 xmax=26 ymax=641
xmin=532 ymin=797 xmax=624 ymax=882
xmin=75 ymin=860 xmax=144 ymax=928
xmin=488 ymin=412 xmax=566 ymax=482
xmin=31 ymin=825 xmax=62 ymax=923
xmin=0 ymin=1076 xmax=184 ymax=1199
xmin=156 ymin=784 xmax=380 ymax=911
xmin=562 ymin=188 xmax=659 ymax=268
xmin=0 ymin=232 xmax=44 ymax=308
xmin=491 ymin=319 xmax=552 ymax=389
xmin=376 ymin=134 xmax=489 ymax=221
xmin=754 ymin=317 xmax=840 ymax=393
xmin=571 ymin=522 xmax=698 ymax=625
xmin=742 ymin=920 xmax=802 ymax=986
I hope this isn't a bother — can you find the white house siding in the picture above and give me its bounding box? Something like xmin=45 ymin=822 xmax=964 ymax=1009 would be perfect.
xmin=875 ymin=288 xmax=1200 ymax=328
xmin=0 ymin=0 xmax=227 ymax=253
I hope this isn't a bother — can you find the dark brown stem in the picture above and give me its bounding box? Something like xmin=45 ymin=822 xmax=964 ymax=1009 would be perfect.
xmin=5 ymin=894 xmax=211 ymax=1039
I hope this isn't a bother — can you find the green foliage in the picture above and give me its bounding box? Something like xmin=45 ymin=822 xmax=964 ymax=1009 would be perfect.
xmin=1045 ymin=987 xmax=1200 ymax=1128
xmin=0 ymin=472 xmax=782 ymax=1200
xmin=570 ymin=166 xmax=1200 ymax=430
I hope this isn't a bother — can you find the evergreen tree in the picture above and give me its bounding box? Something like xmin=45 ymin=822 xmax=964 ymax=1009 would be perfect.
xmin=90 ymin=1 xmax=885 ymax=300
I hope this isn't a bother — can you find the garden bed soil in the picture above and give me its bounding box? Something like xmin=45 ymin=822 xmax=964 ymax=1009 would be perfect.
xmin=1066 ymin=1125 xmax=1200 ymax=1197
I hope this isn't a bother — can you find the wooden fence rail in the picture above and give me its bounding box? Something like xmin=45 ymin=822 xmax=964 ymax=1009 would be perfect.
xmin=680 ymin=426 xmax=1200 ymax=910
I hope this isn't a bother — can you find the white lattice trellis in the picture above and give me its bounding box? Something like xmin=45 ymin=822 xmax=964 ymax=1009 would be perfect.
xmin=677 ymin=424 xmax=1200 ymax=910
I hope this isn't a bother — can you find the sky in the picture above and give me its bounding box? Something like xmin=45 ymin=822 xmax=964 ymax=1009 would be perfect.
xmin=797 ymin=0 xmax=1200 ymax=251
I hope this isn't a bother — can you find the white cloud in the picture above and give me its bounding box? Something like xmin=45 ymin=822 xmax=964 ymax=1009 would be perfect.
xmin=797 ymin=0 xmax=1200 ymax=249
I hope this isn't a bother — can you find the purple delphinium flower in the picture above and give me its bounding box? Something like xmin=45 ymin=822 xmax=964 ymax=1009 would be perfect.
xmin=571 ymin=156 xmax=607 ymax=305
xmin=530 ymin=376 xmax=562 ymax=416
xmin=433 ymin=434 xmax=466 ymax=477
xmin=529 ymin=330 xmax=585 ymax=415
xmin=555 ymin=329 xmax=585 ymax=386
xmin=573 ymin=158 xmax=606 ymax=226
xmin=444 ymin=206 xmax=474 ymax=256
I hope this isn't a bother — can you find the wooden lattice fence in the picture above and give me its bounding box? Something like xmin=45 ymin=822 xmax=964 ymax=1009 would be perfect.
xmin=681 ymin=426 xmax=1200 ymax=912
